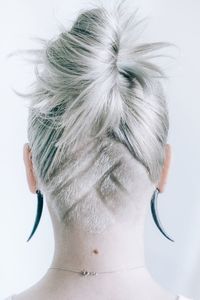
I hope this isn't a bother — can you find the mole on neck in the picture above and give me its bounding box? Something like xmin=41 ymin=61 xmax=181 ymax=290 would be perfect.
xmin=92 ymin=249 xmax=99 ymax=254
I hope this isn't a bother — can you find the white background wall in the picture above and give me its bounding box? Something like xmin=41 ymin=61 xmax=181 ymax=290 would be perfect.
xmin=0 ymin=0 xmax=200 ymax=299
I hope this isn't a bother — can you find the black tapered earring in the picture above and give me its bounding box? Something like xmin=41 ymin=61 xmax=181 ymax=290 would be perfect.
xmin=150 ymin=188 xmax=174 ymax=242
xmin=26 ymin=189 xmax=44 ymax=242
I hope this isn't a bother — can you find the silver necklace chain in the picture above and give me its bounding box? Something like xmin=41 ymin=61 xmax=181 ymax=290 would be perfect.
xmin=48 ymin=265 xmax=145 ymax=277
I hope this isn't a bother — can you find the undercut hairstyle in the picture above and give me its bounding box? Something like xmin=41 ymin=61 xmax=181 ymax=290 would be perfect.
xmin=16 ymin=0 xmax=175 ymax=232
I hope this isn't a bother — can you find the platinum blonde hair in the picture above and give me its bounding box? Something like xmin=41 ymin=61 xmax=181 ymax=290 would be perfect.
xmin=16 ymin=0 xmax=174 ymax=232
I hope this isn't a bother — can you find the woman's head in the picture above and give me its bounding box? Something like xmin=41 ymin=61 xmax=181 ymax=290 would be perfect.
xmin=22 ymin=0 xmax=172 ymax=233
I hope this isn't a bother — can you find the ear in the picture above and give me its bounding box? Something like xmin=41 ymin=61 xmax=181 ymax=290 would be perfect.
xmin=23 ymin=143 xmax=37 ymax=194
xmin=157 ymin=144 xmax=172 ymax=193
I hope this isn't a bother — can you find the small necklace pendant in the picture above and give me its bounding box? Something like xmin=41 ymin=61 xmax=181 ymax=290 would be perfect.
xmin=80 ymin=269 xmax=97 ymax=276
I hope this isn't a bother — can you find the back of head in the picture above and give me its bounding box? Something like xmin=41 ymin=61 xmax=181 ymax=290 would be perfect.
xmin=21 ymin=0 xmax=172 ymax=233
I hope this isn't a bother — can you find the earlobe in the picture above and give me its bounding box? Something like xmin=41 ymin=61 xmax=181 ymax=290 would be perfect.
xmin=23 ymin=143 xmax=37 ymax=194
xmin=157 ymin=144 xmax=172 ymax=193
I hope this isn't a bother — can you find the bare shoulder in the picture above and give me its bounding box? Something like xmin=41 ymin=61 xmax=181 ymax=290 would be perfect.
xmin=12 ymin=285 xmax=46 ymax=300
xmin=12 ymin=289 xmax=45 ymax=300
xmin=12 ymin=272 xmax=51 ymax=300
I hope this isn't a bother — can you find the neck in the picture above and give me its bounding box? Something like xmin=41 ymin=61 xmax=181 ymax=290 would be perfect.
xmin=38 ymin=207 xmax=175 ymax=299
xmin=31 ymin=196 xmax=176 ymax=299
xmin=49 ymin=219 xmax=146 ymax=273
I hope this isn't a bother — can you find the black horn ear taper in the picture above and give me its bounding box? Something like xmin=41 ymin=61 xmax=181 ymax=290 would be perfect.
xmin=26 ymin=190 xmax=44 ymax=242
xmin=150 ymin=188 xmax=174 ymax=242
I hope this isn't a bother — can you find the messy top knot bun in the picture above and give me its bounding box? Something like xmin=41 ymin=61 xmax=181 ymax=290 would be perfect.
xmin=19 ymin=0 xmax=174 ymax=232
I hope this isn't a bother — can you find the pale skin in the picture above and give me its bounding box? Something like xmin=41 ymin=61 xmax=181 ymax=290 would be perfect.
xmin=13 ymin=143 xmax=178 ymax=300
